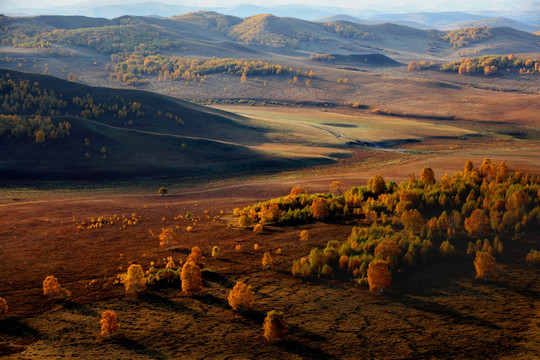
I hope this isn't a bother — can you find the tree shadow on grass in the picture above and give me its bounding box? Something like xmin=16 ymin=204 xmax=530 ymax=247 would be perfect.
xmin=389 ymin=292 xmax=501 ymax=329
xmin=113 ymin=335 xmax=168 ymax=360
xmin=288 ymin=324 xmax=326 ymax=343
xmin=63 ymin=301 xmax=98 ymax=317
xmin=137 ymin=292 xmax=199 ymax=317
xmin=194 ymin=293 xmax=229 ymax=310
xmin=276 ymin=339 xmax=336 ymax=360
xmin=202 ymin=270 xmax=236 ymax=288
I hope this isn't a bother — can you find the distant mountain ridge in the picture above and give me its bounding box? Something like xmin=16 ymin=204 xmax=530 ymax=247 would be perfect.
xmin=3 ymin=2 xmax=539 ymax=30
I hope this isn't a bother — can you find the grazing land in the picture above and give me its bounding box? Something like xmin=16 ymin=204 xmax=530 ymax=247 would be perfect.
xmin=0 ymin=10 xmax=539 ymax=360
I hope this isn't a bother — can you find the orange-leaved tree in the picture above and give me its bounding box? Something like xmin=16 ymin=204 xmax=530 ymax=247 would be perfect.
xmin=474 ymin=251 xmax=497 ymax=280
xmin=123 ymin=264 xmax=146 ymax=293
xmin=262 ymin=252 xmax=273 ymax=267
xmin=368 ymin=175 xmax=386 ymax=196
xmin=329 ymin=181 xmax=341 ymax=196
xmin=299 ymin=230 xmax=309 ymax=242
xmin=464 ymin=209 xmax=489 ymax=237
xmin=181 ymin=261 xmax=202 ymax=294
xmin=311 ymin=197 xmax=329 ymax=221
xmin=100 ymin=310 xmax=119 ymax=336
xmin=290 ymin=186 xmax=307 ymax=196
xmin=43 ymin=275 xmax=61 ymax=299
xmin=367 ymin=260 xmax=391 ymax=292
xmin=263 ymin=310 xmax=288 ymax=341
xmin=420 ymin=167 xmax=435 ymax=184
xmin=374 ymin=241 xmax=401 ymax=261
xmin=159 ymin=228 xmax=175 ymax=250
xmin=228 ymin=281 xmax=254 ymax=312
xmin=187 ymin=246 xmax=205 ymax=268
xmin=401 ymin=209 xmax=424 ymax=233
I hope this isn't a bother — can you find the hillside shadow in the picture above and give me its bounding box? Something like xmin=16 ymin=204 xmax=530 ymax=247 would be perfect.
xmin=114 ymin=335 xmax=167 ymax=360
xmin=137 ymin=292 xmax=199 ymax=316
xmin=0 ymin=318 xmax=39 ymax=337
xmin=276 ymin=339 xmax=335 ymax=360
xmin=389 ymin=293 xmax=501 ymax=329
xmin=489 ymin=280 xmax=539 ymax=299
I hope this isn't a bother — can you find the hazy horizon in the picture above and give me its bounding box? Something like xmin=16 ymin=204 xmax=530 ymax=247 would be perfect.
xmin=2 ymin=0 xmax=539 ymax=14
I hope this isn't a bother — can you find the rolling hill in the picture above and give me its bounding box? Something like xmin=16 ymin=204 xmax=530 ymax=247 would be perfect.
xmin=0 ymin=69 xmax=332 ymax=181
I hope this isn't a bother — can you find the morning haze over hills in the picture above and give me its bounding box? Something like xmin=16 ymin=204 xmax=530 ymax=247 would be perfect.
xmin=0 ymin=0 xmax=539 ymax=358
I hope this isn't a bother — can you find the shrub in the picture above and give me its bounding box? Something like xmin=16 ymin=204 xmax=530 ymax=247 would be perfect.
xmin=299 ymin=230 xmax=309 ymax=242
xmin=263 ymin=310 xmax=288 ymax=341
xmin=181 ymin=261 xmax=203 ymax=294
xmin=147 ymin=268 xmax=180 ymax=288
xmin=253 ymin=224 xmax=263 ymax=234
xmin=228 ymin=281 xmax=255 ymax=312
xmin=526 ymin=249 xmax=540 ymax=264
xmin=43 ymin=275 xmax=61 ymax=299
xmin=262 ymin=252 xmax=273 ymax=267
xmin=474 ymin=251 xmax=496 ymax=280
xmin=158 ymin=228 xmax=175 ymax=250
xmin=367 ymin=260 xmax=391 ymax=292
xmin=212 ymin=246 xmax=220 ymax=258
xmin=100 ymin=310 xmax=119 ymax=336
xmin=123 ymin=264 xmax=146 ymax=293
xmin=187 ymin=246 xmax=205 ymax=268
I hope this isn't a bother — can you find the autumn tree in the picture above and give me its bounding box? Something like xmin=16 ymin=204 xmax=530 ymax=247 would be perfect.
xmin=212 ymin=246 xmax=220 ymax=258
xmin=43 ymin=275 xmax=61 ymax=299
xmin=329 ymin=181 xmax=341 ymax=196
xmin=68 ymin=73 xmax=78 ymax=82
xmin=0 ymin=297 xmax=7 ymax=318
xmin=464 ymin=160 xmax=474 ymax=173
xmin=401 ymin=209 xmax=424 ymax=233
xmin=367 ymin=260 xmax=391 ymax=292
xmin=158 ymin=187 xmax=168 ymax=196
xmin=374 ymin=241 xmax=401 ymax=260
xmin=253 ymin=223 xmax=263 ymax=234
xmin=228 ymin=281 xmax=254 ymax=312
xmin=35 ymin=130 xmax=46 ymax=143
xmin=420 ymin=167 xmax=435 ymax=184
xmin=262 ymin=252 xmax=273 ymax=267
xmin=240 ymin=72 xmax=247 ymax=83
xmin=439 ymin=240 xmax=455 ymax=260
xmin=100 ymin=310 xmax=119 ymax=336
xmin=464 ymin=209 xmax=489 ymax=237
xmin=187 ymin=246 xmax=205 ymax=268
xmin=368 ymin=175 xmax=386 ymax=196
xmin=123 ymin=264 xmax=146 ymax=293
xmin=311 ymin=197 xmax=329 ymax=221
xmin=181 ymin=261 xmax=203 ymax=294
xmin=263 ymin=310 xmax=288 ymax=341
xmin=299 ymin=230 xmax=309 ymax=242
xmin=474 ymin=251 xmax=496 ymax=280
xmin=159 ymin=228 xmax=175 ymax=250
xmin=290 ymin=186 xmax=307 ymax=196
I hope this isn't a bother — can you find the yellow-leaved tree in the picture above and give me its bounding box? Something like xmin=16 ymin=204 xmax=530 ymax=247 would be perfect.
xmin=100 ymin=310 xmax=119 ymax=336
xmin=181 ymin=261 xmax=202 ymax=294
xmin=474 ymin=251 xmax=497 ymax=280
xmin=263 ymin=310 xmax=288 ymax=341
xmin=43 ymin=275 xmax=61 ymax=299
xmin=123 ymin=264 xmax=146 ymax=293
xmin=311 ymin=197 xmax=329 ymax=221
xmin=367 ymin=260 xmax=391 ymax=292
xmin=159 ymin=228 xmax=175 ymax=250
xmin=262 ymin=252 xmax=273 ymax=267
xmin=464 ymin=209 xmax=489 ymax=237
xmin=228 ymin=281 xmax=254 ymax=313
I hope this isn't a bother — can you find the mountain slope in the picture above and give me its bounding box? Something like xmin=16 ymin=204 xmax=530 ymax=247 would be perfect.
xmin=0 ymin=70 xmax=329 ymax=181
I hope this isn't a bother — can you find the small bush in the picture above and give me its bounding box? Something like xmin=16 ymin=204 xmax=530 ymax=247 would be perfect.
xmin=181 ymin=261 xmax=203 ymax=294
xmin=212 ymin=246 xmax=220 ymax=258
xmin=264 ymin=310 xmax=288 ymax=341
xmin=228 ymin=281 xmax=254 ymax=312
xmin=100 ymin=310 xmax=119 ymax=336
xmin=262 ymin=252 xmax=273 ymax=267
